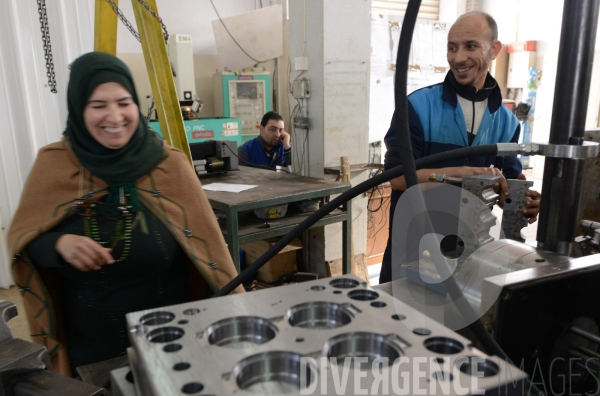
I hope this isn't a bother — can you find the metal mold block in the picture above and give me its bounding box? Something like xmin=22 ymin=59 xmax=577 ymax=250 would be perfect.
xmin=124 ymin=275 xmax=527 ymax=395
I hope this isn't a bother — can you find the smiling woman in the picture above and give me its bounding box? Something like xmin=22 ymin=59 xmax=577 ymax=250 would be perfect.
xmin=7 ymin=51 xmax=244 ymax=378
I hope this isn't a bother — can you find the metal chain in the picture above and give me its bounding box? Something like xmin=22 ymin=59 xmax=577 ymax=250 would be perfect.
xmin=137 ymin=0 xmax=169 ymax=43
xmin=36 ymin=0 xmax=57 ymax=93
xmin=104 ymin=0 xmax=169 ymax=44
xmin=104 ymin=0 xmax=140 ymax=42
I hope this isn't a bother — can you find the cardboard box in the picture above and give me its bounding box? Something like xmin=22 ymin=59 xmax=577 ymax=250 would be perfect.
xmin=241 ymin=238 xmax=303 ymax=283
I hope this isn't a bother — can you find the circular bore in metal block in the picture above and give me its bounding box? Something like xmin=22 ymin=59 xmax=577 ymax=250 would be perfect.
xmin=310 ymin=285 xmax=325 ymax=291
xmin=139 ymin=311 xmax=175 ymax=326
xmin=173 ymin=362 xmax=191 ymax=371
xmin=287 ymin=302 xmax=352 ymax=329
xmin=181 ymin=382 xmax=204 ymax=394
xmin=432 ymin=371 xmax=454 ymax=382
xmin=325 ymin=332 xmax=402 ymax=367
xmin=456 ymin=357 xmax=500 ymax=377
xmin=413 ymin=328 xmax=432 ymax=336
xmin=147 ymin=326 xmax=185 ymax=343
xmin=333 ymin=290 xmax=342 ymax=294
xmin=235 ymin=351 xmax=315 ymax=394
xmin=392 ymin=314 xmax=406 ymax=321
xmin=183 ymin=308 xmax=200 ymax=316
xmin=207 ymin=316 xmax=277 ymax=348
xmin=424 ymin=337 xmax=465 ymax=355
xmin=329 ymin=278 xmax=359 ymax=289
xmin=163 ymin=343 xmax=182 ymax=353
xmin=348 ymin=289 xmax=379 ymax=301
xmin=371 ymin=301 xmax=387 ymax=308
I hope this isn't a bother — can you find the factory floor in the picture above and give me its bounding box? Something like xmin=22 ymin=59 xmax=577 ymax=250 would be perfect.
xmin=0 ymin=170 xmax=543 ymax=342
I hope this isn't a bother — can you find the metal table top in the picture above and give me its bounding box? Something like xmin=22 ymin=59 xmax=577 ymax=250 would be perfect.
xmin=200 ymin=166 xmax=351 ymax=211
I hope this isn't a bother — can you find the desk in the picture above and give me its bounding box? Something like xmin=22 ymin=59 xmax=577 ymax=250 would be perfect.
xmin=201 ymin=167 xmax=352 ymax=274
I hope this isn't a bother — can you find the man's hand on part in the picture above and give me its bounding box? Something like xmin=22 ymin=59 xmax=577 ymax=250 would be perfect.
xmin=56 ymin=234 xmax=114 ymax=272
xmin=281 ymin=131 xmax=291 ymax=150
xmin=449 ymin=166 xmax=509 ymax=197
xmin=518 ymin=174 xmax=541 ymax=223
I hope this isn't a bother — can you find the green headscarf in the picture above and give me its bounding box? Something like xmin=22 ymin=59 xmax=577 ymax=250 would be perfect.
xmin=64 ymin=52 xmax=165 ymax=195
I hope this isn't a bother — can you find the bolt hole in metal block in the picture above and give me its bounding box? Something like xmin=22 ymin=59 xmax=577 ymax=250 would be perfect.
xmin=146 ymin=326 xmax=185 ymax=343
xmin=181 ymin=382 xmax=204 ymax=394
xmin=413 ymin=327 xmax=432 ymax=336
xmin=139 ymin=311 xmax=175 ymax=326
xmin=424 ymin=336 xmax=465 ymax=354
xmin=287 ymin=302 xmax=353 ymax=329
xmin=207 ymin=316 xmax=277 ymax=348
xmin=183 ymin=308 xmax=200 ymax=316
xmin=234 ymin=351 xmax=315 ymax=394
xmin=325 ymin=332 xmax=402 ymax=368
xmin=348 ymin=289 xmax=379 ymax=301
xmin=163 ymin=343 xmax=182 ymax=352
xmin=456 ymin=356 xmax=500 ymax=377
xmin=310 ymin=285 xmax=325 ymax=291
xmin=329 ymin=278 xmax=359 ymax=288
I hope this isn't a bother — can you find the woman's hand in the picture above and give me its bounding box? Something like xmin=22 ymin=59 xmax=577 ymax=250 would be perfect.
xmin=56 ymin=234 xmax=114 ymax=272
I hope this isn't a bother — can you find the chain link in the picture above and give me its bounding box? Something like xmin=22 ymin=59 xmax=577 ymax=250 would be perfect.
xmin=104 ymin=0 xmax=169 ymax=44
xmin=104 ymin=0 xmax=140 ymax=41
xmin=37 ymin=0 xmax=57 ymax=93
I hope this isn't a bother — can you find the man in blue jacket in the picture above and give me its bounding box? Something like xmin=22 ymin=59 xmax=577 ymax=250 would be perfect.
xmin=379 ymin=11 xmax=541 ymax=283
xmin=238 ymin=111 xmax=291 ymax=169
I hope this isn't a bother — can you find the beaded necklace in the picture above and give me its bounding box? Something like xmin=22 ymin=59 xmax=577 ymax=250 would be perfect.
xmin=82 ymin=186 xmax=133 ymax=263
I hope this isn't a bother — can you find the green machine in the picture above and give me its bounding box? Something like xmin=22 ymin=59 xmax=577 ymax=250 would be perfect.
xmin=213 ymin=71 xmax=272 ymax=145
xmin=149 ymin=117 xmax=242 ymax=147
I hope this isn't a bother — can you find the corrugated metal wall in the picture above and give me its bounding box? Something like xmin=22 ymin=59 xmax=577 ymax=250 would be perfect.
xmin=0 ymin=0 xmax=94 ymax=288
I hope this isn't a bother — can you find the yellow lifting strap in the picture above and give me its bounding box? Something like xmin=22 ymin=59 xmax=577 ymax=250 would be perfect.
xmin=93 ymin=0 xmax=193 ymax=165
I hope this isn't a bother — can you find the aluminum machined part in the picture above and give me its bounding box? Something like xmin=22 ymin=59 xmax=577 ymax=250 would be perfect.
xmin=0 ymin=301 xmax=18 ymax=342
xmin=0 ymin=301 xmax=109 ymax=396
xmin=496 ymin=141 xmax=600 ymax=159
xmin=12 ymin=371 xmax=108 ymax=396
xmin=500 ymin=179 xmax=533 ymax=242
xmin=537 ymin=141 xmax=599 ymax=159
xmin=110 ymin=366 xmax=137 ymax=396
xmin=123 ymin=275 xmax=527 ymax=395
xmin=496 ymin=142 xmax=540 ymax=156
xmin=457 ymin=175 xmax=500 ymax=267
xmin=443 ymin=240 xmax=568 ymax=331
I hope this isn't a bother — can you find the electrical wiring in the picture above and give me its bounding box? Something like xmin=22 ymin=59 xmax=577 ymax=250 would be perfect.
xmin=209 ymin=0 xmax=267 ymax=64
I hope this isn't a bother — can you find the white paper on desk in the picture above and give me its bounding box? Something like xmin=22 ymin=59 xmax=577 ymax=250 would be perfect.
xmin=202 ymin=183 xmax=257 ymax=193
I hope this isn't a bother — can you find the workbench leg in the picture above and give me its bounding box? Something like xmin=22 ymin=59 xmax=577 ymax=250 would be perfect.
xmin=226 ymin=210 xmax=240 ymax=273
xmin=342 ymin=201 xmax=352 ymax=275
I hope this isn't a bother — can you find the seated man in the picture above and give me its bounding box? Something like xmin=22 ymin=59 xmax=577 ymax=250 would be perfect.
xmin=238 ymin=111 xmax=291 ymax=169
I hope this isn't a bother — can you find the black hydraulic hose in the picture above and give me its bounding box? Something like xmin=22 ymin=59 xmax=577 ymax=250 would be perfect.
xmin=393 ymin=0 xmax=421 ymax=188
xmin=214 ymin=144 xmax=542 ymax=394
xmin=215 ymin=144 xmax=497 ymax=297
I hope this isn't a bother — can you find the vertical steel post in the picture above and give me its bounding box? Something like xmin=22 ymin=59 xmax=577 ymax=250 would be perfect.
xmin=537 ymin=0 xmax=600 ymax=254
